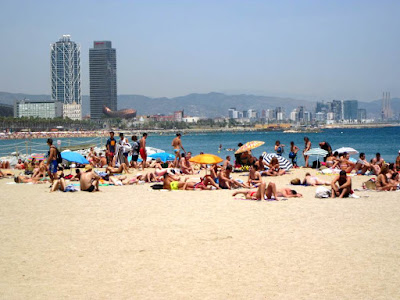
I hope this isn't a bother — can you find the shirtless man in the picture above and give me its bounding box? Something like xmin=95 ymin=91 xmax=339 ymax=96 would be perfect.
xmin=354 ymin=153 xmax=376 ymax=175
xmin=185 ymin=152 xmax=195 ymax=174
xmin=331 ymin=171 xmax=352 ymax=198
xmin=371 ymin=153 xmax=385 ymax=171
xmin=303 ymin=137 xmax=312 ymax=168
xmin=218 ymin=165 xmax=249 ymax=189
xmin=139 ymin=133 xmax=148 ymax=169
xmin=80 ymin=165 xmax=100 ymax=192
xmin=162 ymin=172 xmax=198 ymax=190
xmin=223 ymin=156 xmax=232 ymax=169
xmin=179 ymin=153 xmax=193 ymax=174
xmin=254 ymin=156 xmax=267 ymax=175
xmin=46 ymin=138 xmax=58 ymax=182
xmin=232 ymin=182 xmax=279 ymax=200
xmin=172 ymin=133 xmax=186 ymax=167
xmin=248 ymin=164 xmax=262 ymax=186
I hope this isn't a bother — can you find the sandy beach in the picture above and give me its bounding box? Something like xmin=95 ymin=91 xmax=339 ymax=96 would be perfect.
xmin=1 ymin=167 xmax=399 ymax=299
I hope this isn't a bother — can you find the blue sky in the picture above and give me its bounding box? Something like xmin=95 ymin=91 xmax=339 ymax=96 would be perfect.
xmin=0 ymin=0 xmax=399 ymax=101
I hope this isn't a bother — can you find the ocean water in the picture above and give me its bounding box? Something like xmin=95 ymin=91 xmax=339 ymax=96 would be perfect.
xmin=1 ymin=127 xmax=399 ymax=165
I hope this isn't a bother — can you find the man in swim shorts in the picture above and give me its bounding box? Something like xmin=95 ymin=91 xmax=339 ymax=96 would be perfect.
xmin=80 ymin=165 xmax=100 ymax=192
xmin=172 ymin=133 xmax=186 ymax=168
xmin=46 ymin=138 xmax=58 ymax=183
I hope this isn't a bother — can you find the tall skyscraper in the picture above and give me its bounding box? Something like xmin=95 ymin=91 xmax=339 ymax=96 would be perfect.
xmin=50 ymin=35 xmax=82 ymax=120
xmin=343 ymin=100 xmax=358 ymax=121
xmin=89 ymin=41 xmax=117 ymax=119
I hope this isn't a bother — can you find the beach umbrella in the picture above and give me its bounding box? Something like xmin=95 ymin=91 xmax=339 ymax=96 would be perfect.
xmin=189 ymin=153 xmax=223 ymax=165
xmin=304 ymin=148 xmax=328 ymax=164
xmin=28 ymin=153 xmax=45 ymax=161
xmin=262 ymin=153 xmax=293 ymax=171
xmin=61 ymin=151 xmax=89 ymax=164
xmin=333 ymin=147 xmax=359 ymax=155
xmin=148 ymin=152 xmax=175 ymax=162
xmin=235 ymin=141 xmax=265 ymax=154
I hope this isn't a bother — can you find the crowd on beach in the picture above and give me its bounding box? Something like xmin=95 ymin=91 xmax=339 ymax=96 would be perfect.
xmin=2 ymin=132 xmax=400 ymax=200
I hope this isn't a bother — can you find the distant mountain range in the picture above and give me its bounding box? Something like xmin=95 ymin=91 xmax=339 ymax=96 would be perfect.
xmin=1 ymin=91 xmax=399 ymax=118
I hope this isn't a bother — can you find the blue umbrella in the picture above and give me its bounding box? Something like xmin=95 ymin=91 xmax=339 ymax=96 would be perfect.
xmin=61 ymin=151 xmax=89 ymax=164
xmin=148 ymin=152 xmax=175 ymax=162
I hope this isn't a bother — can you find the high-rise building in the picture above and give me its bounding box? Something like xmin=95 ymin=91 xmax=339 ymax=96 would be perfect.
xmin=331 ymin=100 xmax=342 ymax=121
xmin=50 ymin=35 xmax=82 ymax=120
xmin=343 ymin=100 xmax=358 ymax=121
xmin=89 ymin=41 xmax=117 ymax=119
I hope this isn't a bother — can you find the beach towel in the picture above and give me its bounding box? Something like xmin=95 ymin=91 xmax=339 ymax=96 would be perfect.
xmin=315 ymin=186 xmax=331 ymax=198
xmin=64 ymin=184 xmax=79 ymax=192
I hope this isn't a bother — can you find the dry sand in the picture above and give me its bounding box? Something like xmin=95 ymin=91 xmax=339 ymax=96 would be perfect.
xmin=1 ymin=168 xmax=399 ymax=299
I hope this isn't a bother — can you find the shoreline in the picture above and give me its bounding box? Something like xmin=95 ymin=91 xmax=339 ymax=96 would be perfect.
xmin=1 ymin=123 xmax=399 ymax=141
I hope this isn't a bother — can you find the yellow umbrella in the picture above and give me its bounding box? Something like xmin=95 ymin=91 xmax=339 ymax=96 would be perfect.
xmin=235 ymin=141 xmax=265 ymax=154
xmin=189 ymin=153 xmax=223 ymax=165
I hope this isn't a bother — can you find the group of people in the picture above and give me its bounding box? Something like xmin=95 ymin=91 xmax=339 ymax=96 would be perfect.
xmin=4 ymin=133 xmax=400 ymax=198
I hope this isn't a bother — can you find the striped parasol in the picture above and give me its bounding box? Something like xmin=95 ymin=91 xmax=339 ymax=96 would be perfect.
xmin=262 ymin=152 xmax=293 ymax=171
xmin=235 ymin=141 xmax=265 ymax=154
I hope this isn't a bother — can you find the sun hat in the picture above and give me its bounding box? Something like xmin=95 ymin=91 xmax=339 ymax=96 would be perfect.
xmin=85 ymin=164 xmax=93 ymax=170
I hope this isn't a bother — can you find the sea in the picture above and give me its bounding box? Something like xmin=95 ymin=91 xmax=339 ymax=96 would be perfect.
xmin=1 ymin=127 xmax=399 ymax=165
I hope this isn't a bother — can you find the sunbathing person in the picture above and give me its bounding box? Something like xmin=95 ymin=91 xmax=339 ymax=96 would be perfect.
xmin=371 ymin=153 xmax=385 ymax=170
xmin=106 ymin=162 xmax=130 ymax=174
xmin=266 ymin=157 xmax=286 ymax=176
xmin=14 ymin=174 xmax=49 ymax=184
xmin=218 ymin=165 xmax=249 ymax=189
xmin=0 ymin=169 xmax=13 ymax=178
xmin=32 ymin=161 xmax=47 ymax=179
xmin=70 ymin=169 xmax=81 ymax=181
xmin=179 ymin=153 xmax=194 ymax=174
xmin=15 ymin=158 xmax=25 ymax=170
xmin=376 ymin=165 xmax=397 ymax=191
xmin=50 ymin=177 xmax=67 ymax=192
xmin=0 ymin=160 xmax=10 ymax=169
xmin=277 ymin=188 xmax=303 ymax=198
xmin=254 ymin=156 xmax=267 ymax=175
xmin=325 ymin=152 xmax=340 ymax=168
xmin=162 ymin=172 xmax=199 ymax=190
xmin=331 ymin=170 xmax=352 ymax=198
xmin=338 ymin=152 xmax=356 ymax=173
xmin=291 ymin=173 xmax=330 ymax=186
xmin=232 ymin=182 xmax=279 ymax=200
xmin=248 ymin=164 xmax=262 ymax=186
xmin=80 ymin=165 xmax=100 ymax=192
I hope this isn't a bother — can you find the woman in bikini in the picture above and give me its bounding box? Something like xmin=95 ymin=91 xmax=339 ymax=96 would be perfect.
xmin=376 ymin=165 xmax=397 ymax=191
xmin=339 ymin=152 xmax=356 ymax=173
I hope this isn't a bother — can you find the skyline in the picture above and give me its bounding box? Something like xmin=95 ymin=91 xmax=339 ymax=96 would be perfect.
xmin=1 ymin=0 xmax=399 ymax=102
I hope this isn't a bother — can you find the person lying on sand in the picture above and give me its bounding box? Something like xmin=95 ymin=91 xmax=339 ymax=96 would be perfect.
xmin=80 ymin=165 xmax=100 ymax=192
xmin=14 ymin=175 xmax=49 ymax=184
xmin=232 ymin=182 xmax=279 ymax=200
xmin=291 ymin=173 xmax=330 ymax=186
xmin=106 ymin=162 xmax=130 ymax=174
xmin=0 ymin=169 xmax=13 ymax=178
xmin=162 ymin=172 xmax=197 ymax=190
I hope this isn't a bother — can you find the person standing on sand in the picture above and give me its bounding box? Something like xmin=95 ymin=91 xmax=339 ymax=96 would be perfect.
xmin=106 ymin=131 xmax=116 ymax=165
xmin=80 ymin=165 xmax=100 ymax=192
xmin=46 ymin=138 xmax=58 ymax=183
xmin=139 ymin=133 xmax=148 ymax=169
xmin=303 ymin=137 xmax=312 ymax=168
xmin=289 ymin=141 xmax=299 ymax=167
xmin=172 ymin=133 xmax=186 ymax=168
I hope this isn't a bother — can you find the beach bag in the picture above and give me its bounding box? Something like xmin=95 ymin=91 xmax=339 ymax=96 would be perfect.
xmin=315 ymin=186 xmax=331 ymax=198
xmin=289 ymin=152 xmax=295 ymax=159
xmin=56 ymin=147 xmax=63 ymax=164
